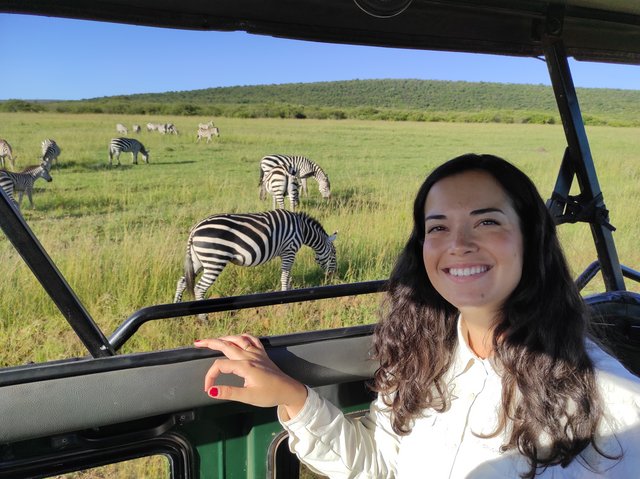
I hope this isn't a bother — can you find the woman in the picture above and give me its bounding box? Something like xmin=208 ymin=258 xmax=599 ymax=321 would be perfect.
xmin=195 ymin=154 xmax=640 ymax=478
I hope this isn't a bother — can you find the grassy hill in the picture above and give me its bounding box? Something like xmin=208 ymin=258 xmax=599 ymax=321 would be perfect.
xmin=3 ymin=79 xmax=640 ymax=126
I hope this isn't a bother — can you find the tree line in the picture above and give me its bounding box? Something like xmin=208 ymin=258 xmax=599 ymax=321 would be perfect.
xmin=2 ymin=79 xmax=638 ymax=126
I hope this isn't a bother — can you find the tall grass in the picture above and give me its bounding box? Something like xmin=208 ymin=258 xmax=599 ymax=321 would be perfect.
xmin=1 ymin=113 xmax=639 ymax=365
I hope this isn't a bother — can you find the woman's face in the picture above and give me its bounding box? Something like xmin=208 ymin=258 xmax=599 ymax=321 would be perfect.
xmin=422 ymin=170 xmax=524 ymax=318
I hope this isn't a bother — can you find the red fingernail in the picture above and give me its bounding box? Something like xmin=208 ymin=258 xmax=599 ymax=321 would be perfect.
xmin=208 ymin=387 xmax=219 ymax=398
xmin=194 ymin=339 xmax=203 ymax=343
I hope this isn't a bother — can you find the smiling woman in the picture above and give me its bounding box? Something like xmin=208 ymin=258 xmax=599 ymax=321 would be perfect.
xmin=197 ymin=154 xmax=640 ymax=478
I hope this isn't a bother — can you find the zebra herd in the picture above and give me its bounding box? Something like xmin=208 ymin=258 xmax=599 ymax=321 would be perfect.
xmin=4 ymin=125 xmax=337 ymax=318
xmin=0 ymin=138 xmax=60 ymax=210
xmin=173 ymin=153 xmax=336 ymax=318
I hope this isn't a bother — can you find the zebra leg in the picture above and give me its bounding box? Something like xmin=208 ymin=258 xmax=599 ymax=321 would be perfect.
xmin=174 ymin=276 xmax=187 ymax=302
xmin=132 ymin=152 xmax=138 ymax=165
xmin=193 ymin=269 xmax=223 ymax=321
xmin=279 ymin=253 xmax=296 ymax=290
xmin=301 ymin=178 xmax=309 ymax=196
xmin=288 ymin=181 xmax=298 ymax=211
xmin=26 ymin=188 xmax=34 ymax=208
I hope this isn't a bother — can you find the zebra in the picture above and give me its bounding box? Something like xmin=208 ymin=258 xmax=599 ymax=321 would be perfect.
xmin=173 ymin=209 xmax=337 ymax=320
xmin=263 ymin=164 xmax=300 ymax=210
xmin=108 ymin=138 xmax=150 ymax=166
xmin=198 ymin=120 xmax=215 ymax=130
xmin=0 ymin=139 xmax=16 ymax=170
xmin=116 ymin=123 xmax=128 ymax=135
xmin=41 ymin=139 xmax=61 ymax=169
xmin=258 ymin=154 xmax=331 ymax=201
xmin=196 ymin=126 xmax=220 ymax=143
xmin=132 ymin=124 xmax=141 ymax=133
xmin=164 ymin=123 xmax=179 ymax=135
xmin=0 ymin=162 xmax=53 ymax=209
xmin=146 ymin=122 xmax=159 ymax=132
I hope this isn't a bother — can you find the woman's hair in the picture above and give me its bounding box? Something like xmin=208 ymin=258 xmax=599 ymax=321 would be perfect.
xmin=373 ymin=153 xmax=607 ymax=478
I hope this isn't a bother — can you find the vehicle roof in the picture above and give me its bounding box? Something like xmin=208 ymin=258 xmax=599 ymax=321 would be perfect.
xmin=2 ymin=0 xmax=640 ymax=64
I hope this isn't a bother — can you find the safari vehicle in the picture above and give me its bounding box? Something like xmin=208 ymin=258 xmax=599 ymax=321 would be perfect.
xmin=1 ymin=0 xmax=639 ymax=478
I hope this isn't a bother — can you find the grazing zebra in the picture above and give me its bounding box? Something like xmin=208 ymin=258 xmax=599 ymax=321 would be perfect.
xmin=0 ymin=162 xmax=53 ymax=209
xmin=0 ymin=139 xmax=16 ymax=170
xmin=41 ymin=139 xmax=61 ymax=169
xmin=164 ymin=123 xmax=179 ymax=135
xmin=263 ymin=164 xmax=300 ymax=210
xmin=108 ymin=138 xmax=150 ymax=166
xmin=198 ymin=120 xmax=215 ymax=130
xmin=132 ymin=124 xmax=141 ymax=133
xmin=116 ymin=123 xmax=128 ymax=135
xmin=146 ymin=122 xmax=159 ymax=132
xmin=196 ymin=126 xmax=220 ymax=143
xmin=174 ymin=209 xmax=337 ymax=320
xmin=259 ymin=154 xmax=331 ymax=201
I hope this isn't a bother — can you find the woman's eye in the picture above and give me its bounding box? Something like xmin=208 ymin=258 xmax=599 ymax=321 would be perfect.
xmin=479 ymin=219 xmax=499 ymax=226
xmin=426 ymin=225 xmax=446 ymax=234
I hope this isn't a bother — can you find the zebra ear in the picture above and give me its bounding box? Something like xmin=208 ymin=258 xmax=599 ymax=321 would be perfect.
xmin=328 ymin=231 xmax=338 ymax=242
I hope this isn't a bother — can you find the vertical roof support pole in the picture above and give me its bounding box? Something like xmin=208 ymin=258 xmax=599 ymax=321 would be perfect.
xmin=0 ymin=191 xmax=115 ymax=357
xmin=542 ymin=10 xmax=626 ymax=292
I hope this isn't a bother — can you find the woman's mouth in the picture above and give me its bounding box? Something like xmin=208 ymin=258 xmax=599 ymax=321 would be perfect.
xmin=447 ymin=265 xmax=489 ymax=277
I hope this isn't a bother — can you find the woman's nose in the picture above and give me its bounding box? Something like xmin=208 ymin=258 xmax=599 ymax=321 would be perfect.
xmin=449 ymin=228 xmax=477 ymax=254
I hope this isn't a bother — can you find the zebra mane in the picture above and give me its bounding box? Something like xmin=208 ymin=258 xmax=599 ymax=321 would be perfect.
xmin=296 ymin=211 xmax=328 ymax=235
xmin=20 ymin=164 xmax=44 ymax=173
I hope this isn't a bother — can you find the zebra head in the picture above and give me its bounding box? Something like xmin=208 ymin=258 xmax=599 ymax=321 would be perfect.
xmin=315 ymin=230 xmax=338 ymax=275
xmin=39 ymin=164 xmax=53 ymax=182
xmin=318 ymin=174 xmax=331 ymax=199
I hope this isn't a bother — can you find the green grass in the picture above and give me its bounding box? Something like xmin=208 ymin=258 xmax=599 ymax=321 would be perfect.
xmin=2 ymin=113 xmax=640 ymax=365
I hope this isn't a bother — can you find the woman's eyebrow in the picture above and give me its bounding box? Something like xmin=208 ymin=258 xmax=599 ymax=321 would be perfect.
xmin=470 ymin=207 xmax=505 ymax=216
xmin=425 ymin=207 xmax=505 ymax=221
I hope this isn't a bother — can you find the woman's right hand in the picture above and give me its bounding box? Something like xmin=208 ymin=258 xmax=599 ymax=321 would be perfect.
xmin=195 ymin=334 xmax=308 ymax=420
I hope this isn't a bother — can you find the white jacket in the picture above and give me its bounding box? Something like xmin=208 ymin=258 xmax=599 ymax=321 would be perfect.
xmin=280 ymin=321 xmax=640 ymax=478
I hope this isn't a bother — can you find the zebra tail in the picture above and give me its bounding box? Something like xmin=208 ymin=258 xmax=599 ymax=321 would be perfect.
xmin=184 ymin=240 xmax=196 ymax=298
xmin=258 ymin=169 xmax=267 ymax=200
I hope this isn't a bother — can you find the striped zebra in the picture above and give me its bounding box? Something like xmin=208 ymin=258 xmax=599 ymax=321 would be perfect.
xmin=263 ymin=164 xmax=300 ymax=210
xmin=108 ymin=138 xmax=150 ymax=166
xmin=0 ymin=139 xmax=16 ymax=170
xmin=41 ymin=139 xmax=61 ymax=169
xmin=174 ymin=210 xmax=337 ymax=320
xmin=146 ymin=122 xmax=159 ymax=132
xmin=258 ymin=154 xmax=331 ymax=201
xmin=0 ymin=162 xmax=53 ymax=209
xmin=164 ymin=123 xmax=179 ymax=135
xmin=116 ymin=123 xmax=128 ymax=135
xmin=198 ymin=120 xmax=215 ymax=130
xmin=132 ymin=124 xmax=141 ymax=133
xmin=196 ymin=126 xmax=220 ymax=143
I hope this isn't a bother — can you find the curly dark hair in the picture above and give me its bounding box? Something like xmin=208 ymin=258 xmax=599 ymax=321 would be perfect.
xmin=372 ymin=153 xmax=611 ymax=478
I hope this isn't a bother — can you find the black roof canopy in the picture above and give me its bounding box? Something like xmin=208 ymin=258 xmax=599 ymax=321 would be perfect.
xmin=3 ymin=0 xmax=640 ymax=64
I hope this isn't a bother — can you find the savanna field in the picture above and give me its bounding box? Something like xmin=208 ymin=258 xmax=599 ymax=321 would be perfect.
xmin=2 ymin=112 xmax=640 ymax=366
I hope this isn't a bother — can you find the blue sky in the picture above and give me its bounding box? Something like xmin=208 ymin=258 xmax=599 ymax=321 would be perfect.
xmin=1 ymin=13 xmax=639 ymax=100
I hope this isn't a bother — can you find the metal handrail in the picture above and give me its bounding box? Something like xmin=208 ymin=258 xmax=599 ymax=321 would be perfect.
xmin=108 ymin=280 xmax=388 ymax=350
xmin=576 ymin=261 xmax=640 ymax=292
